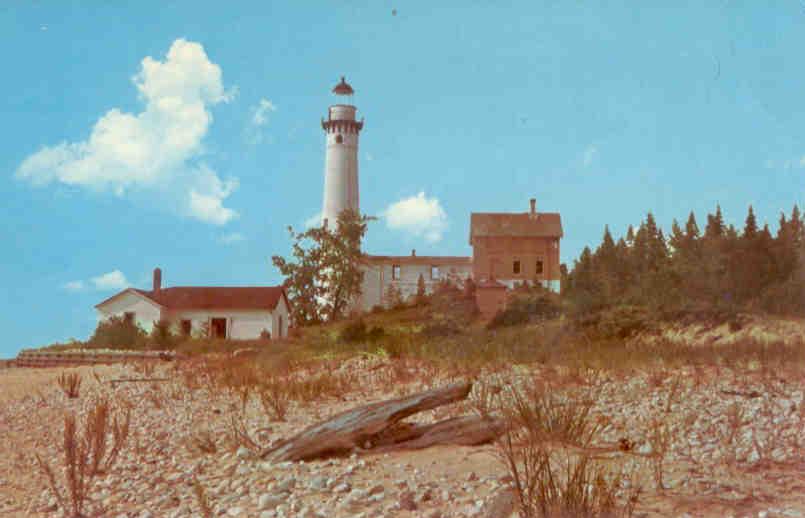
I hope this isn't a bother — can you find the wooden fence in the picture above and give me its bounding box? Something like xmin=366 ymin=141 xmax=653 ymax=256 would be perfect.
xmin=14 ymin=350 xmax=177 ymax=369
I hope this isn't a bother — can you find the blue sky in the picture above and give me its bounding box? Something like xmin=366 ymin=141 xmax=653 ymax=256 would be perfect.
xmin=2 ymin=2 xmax=804 ymax=357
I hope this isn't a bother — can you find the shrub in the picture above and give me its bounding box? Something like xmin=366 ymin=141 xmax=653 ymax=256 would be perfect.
xmin=338 ymin=318 xmax=385 ymax=343
xmin=149 ymin=319 xmax=177 ymax=350
xmin=88 ymin=315 xmax=147 ymax=349
xmin=487 ymin=291 xmax=562 ymax=329
xmin=576 ymin=305 xmax=653 ymax=339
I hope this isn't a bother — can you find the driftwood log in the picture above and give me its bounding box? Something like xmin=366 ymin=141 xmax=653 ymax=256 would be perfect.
xmin=260 ymin=381 xmax=505 ymax=462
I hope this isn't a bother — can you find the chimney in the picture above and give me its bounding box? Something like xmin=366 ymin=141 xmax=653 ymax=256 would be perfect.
xmin=411 ymin=249 xmax=416 ymax=257
xmin=153 ymin=267 xmax=162 ymax=293
xmin=530 ymin=198 xmax=536 ymax=215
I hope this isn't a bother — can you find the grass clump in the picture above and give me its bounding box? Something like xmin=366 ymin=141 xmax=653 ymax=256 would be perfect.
xmin=57 ymin=372 xmax=82 ymax=399
xmin=35 ymin=398 xmax=131 ymax=517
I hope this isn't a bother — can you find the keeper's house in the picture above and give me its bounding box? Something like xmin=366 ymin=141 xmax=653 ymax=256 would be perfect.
xmin=95 ymin=268 xmax=290 ymax=340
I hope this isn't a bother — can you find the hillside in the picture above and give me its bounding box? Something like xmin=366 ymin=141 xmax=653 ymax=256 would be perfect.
xmin=2 ymin=294 xmax=805 ymax=517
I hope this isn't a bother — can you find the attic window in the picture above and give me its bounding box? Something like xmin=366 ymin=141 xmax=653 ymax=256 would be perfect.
xmin=430 ymin=266 xmax=440 ymax=280
xmin=335 ymin=134 xmax=343 ymax=144
xmin=513 ymin=260 xmax=521 ymax=275
xmin=123 ymin=312 xmax=135 ymax=324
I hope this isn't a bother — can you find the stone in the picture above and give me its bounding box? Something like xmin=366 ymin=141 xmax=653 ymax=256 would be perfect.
xmin=258 ymin=493 xmax=284 ymax=510
xmin=399 ymin=490 xmax=417 ymax=511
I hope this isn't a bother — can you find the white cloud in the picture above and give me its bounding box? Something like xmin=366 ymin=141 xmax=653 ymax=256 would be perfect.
xmin=583 ymin=145 xmax=597 ymax=167
xmin=304 ymin=212 xmax=322 ymax=229
xmin=62 ymin=280 xmax=85 ymax=292
xmin=91 ymin=270 xmax=129 ymax=291
xmin=219 ymin=232 xmax=245 ymax=244
xmin=252 ymin=99 xmax=276 ymax=126
xmin=383 ymin=192 xmax=448 ymax=243
xmin=187 ymin=165 xmax=239 ymax=225
xmin=16 ymin=38 xmax=239 ymax=225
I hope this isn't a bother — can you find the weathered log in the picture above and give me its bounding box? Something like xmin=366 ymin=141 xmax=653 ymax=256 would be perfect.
xmin=260 ymin=382 xmax=472 ymax=462
xmin=367 ymin=415 xmax=506 ymax=454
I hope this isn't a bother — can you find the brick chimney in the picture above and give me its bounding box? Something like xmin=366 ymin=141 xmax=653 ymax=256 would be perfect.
xmin=529 ymin=198 xmax=537 ymax=219
xmin=411 ymin=249 xmax=416 ymax=257
xmin=153 ymin=267 xmax=162 ymax=293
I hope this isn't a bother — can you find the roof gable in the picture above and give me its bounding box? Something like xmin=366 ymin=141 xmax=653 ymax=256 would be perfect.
xmin=95 ymin=288 xmax=164 ymax=309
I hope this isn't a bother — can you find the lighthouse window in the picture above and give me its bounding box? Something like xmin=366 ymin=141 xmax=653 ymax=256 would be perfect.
xmin=335 ymin=134 xmax=343 ymax=143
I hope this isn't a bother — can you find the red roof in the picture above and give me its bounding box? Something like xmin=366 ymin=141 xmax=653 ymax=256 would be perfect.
xmin=96 ymin=286 xmax=288 ymax=311
xmin=470 ymin=212 xmax=563 ymax=244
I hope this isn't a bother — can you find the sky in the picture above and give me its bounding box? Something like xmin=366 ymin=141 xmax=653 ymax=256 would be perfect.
xmin=2 ymin=2 xmax=804 ymax=357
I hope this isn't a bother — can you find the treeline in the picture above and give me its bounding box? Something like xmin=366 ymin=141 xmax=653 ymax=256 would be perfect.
xmin=563 ymin=204 xmax=805 ymax=316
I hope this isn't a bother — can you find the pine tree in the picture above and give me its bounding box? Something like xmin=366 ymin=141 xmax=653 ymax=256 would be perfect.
xmin=743 ymin=205 xmax=758 ymax=240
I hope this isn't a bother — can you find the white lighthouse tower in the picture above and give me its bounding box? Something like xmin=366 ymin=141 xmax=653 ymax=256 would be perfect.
xmin=321 ymin=76 xmax=364 ymax=228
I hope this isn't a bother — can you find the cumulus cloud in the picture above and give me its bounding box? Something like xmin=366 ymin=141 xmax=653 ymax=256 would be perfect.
xmin=62 ymin=280 xmax=85 ymax=292
xmin=16 ymin=38 xmax=239 ymax=225
xmin=383 ymin=192 xmax=448 ymax=243
xmin=91 ymin=270 xmax=129 ymax=291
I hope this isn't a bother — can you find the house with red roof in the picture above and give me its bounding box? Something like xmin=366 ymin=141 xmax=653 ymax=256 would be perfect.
xmin=95 ymin=268 xmax=290 ymax=340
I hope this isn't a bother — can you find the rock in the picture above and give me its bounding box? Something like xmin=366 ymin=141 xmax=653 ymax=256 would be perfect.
xmin=368 ymin=484 xmax=384 ymax=496
xmin=276 ymin=477 xmax=296 ymax=492
xmin=333 ymin=482 xmax=351 ymax=493
xmin=236 ymin=446 xmax=252 ymax=460
xmin=227 ymin=507 xmax=243 ymax=517
xmin=399 ymin=490 xmax=417 ymax=511
xmin=310 ymin=476 xmax=328 ymax=490
xmin=637 ymin=442 xmax=653 ymax=455
xmin=466 ymin=471 xmax=478 ymax=482
xmin=258 ymin=493 xmax=284 ymax=510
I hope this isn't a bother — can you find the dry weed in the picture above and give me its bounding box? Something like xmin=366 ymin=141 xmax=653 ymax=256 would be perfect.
xmin=497 ymin=432 xmax=638 ymax=518
xmin=257 ymin=379 xmax=289 ymax=421
xmin=647 ymin=418 xmax=671 ymax=490
xmin=188 ymin=429 xmax=217 ymax=455
xmin=35 ymin=398 xmax=130 ymax=517
xmin=57 ymin=372 xmax=82 ymax=399
xmin=506 ymin=381 xmax=604 ymax=448
xmin=192 ymin=478 xmax=214 ymax=518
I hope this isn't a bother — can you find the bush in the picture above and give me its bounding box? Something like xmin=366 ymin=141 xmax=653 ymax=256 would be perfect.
xmin=575 ymin=305 xmax=652 ymax=339
xmin=88 ymin=315 xmax=147 ymax=349
xmin=149 ymin=319 xmax=178 ymax=350
xmin=755 ymin=278 xmax=805 ymax=316
xmin=488 ymin=291 xmax=562 ymax=329
xmin=338 ymin=318 xmax=385 ymax=343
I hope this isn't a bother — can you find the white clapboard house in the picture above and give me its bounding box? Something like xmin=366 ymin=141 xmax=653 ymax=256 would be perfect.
xmin=95 ymin=268 xmax=290 ymax=339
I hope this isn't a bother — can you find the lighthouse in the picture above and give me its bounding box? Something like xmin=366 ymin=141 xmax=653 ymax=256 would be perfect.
xmin=321 ymin=77 xmax=364 ymax=228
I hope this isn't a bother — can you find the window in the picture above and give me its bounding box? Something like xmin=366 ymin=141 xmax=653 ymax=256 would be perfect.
xmin=513 ymin=260 xmax=521 ymax=274
xmin=535 ymin=260 xmax=544 ymax=275
xmin=430 ymin=265 xmax=440 ymax=280
xmin=123 ymin=312 xmax=135 ymax=324
xmin=335 ymin=134 xmax=343 ymax=144
xmin=278 ymin=315 xmax=283 ymax=338
xmin=210 ymin=318 xmax=227 ymax=339
xmin=392 ymin=264 xmax=401 ymax=280
xmin=180 ymin=320 xmax=192 ymax=336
